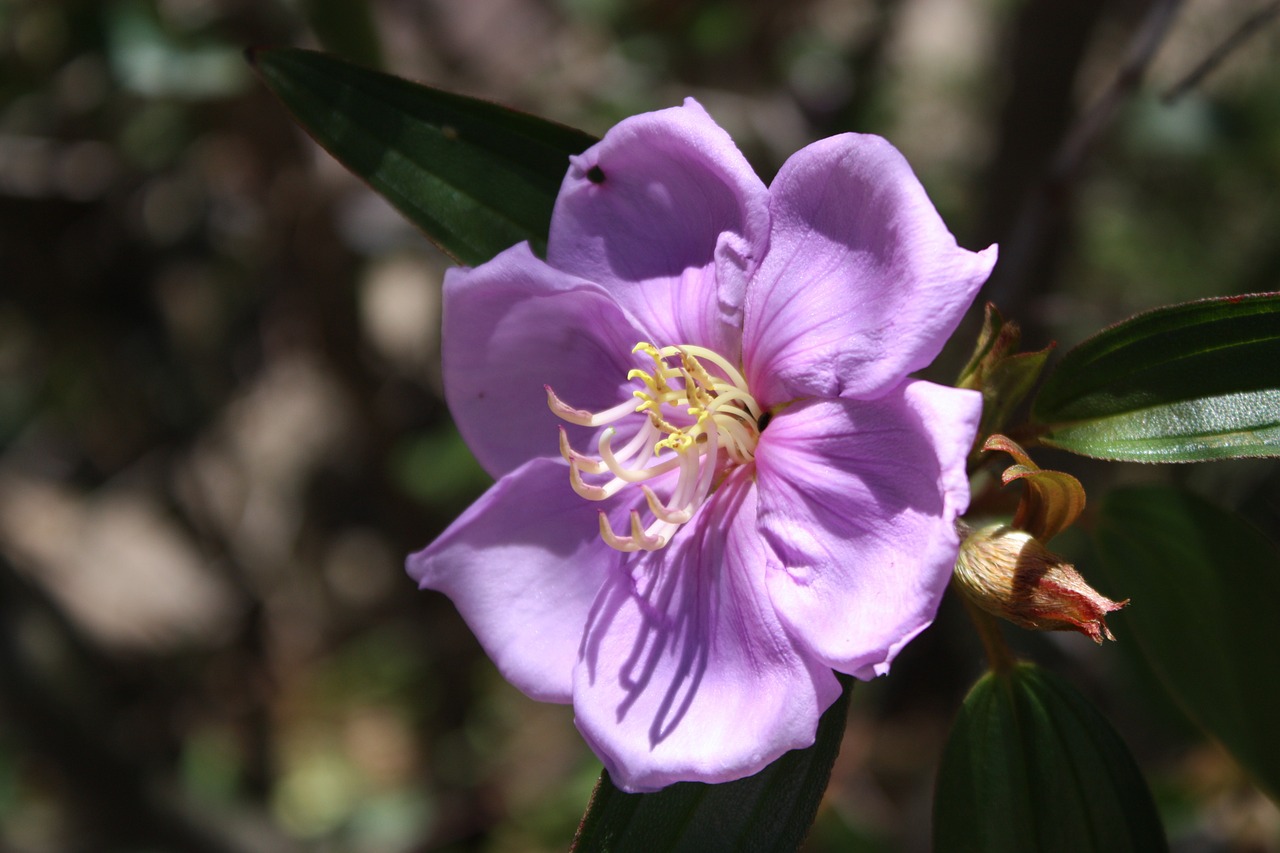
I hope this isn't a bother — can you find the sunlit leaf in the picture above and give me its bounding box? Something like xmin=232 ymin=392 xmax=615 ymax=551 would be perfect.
xmin=248 ymin=48 xmax=597 ymax=265
xmin=1092 ymin=486 xmax=1280 ymax=801
xmin=1031 ymin=292 xmax=1280 ymax=461
xmin=934 ymin=663 xmax=1166 ymax=853
xmin=571 ymin=677 xmax=851 ymax=853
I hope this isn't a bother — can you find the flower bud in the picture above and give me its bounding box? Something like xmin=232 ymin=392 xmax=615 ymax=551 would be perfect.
xmin=954 ymin=523 xmax=1127 ymax=644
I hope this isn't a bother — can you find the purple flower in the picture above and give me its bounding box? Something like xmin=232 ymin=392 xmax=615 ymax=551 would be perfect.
xmin=408 ymin=99 xmax=995 ymax=792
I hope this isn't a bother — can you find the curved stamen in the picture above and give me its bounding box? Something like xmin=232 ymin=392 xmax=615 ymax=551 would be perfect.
xmin=667 ymin=445 xmax=702 ymax=517
xmin=551 ymin=341 xmax=762 ymax=552
xmin=599 ymin=510 xmax=666 ymax=552
xmin=598 ymin=428 xmax=683 ymax=483
xmin=715 ymin=418 xmax=756 ymax=463
xmin=706 ymin=387 xmax=762 ymax=420
xmin=569 ymin=461 xmax=627 ymax=501
xmin=546 ymin=385 xmax=635 ymax=426
xmin=691 ymin=416 xmax=719 ymax=507
xmin=559 ymin=426 xmax=607 ymax=474
xmin=667 ymin=345 xmax=751 ymax=396
xmin=641 ymin=485 xmax=693 ymax=524
xmin=610 ymin=419 xmax=660 ymax=465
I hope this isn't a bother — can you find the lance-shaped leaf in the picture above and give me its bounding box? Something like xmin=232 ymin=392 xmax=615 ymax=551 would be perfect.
xmin=1092 ymin=486 xmax=1280 ymax=801
xmin=934 ymin=664 xmax=1167 ymax=853
xmin=1031 ymin=292 xmax=1280 ymax=462
xmin=247 ymin=47 xmax=597 ymax=265
xmin=571 ymin=676 xmax=852 ymax=853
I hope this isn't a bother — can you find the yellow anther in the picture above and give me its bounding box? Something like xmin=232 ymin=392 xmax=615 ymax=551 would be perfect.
xmin=646 ymin=410 xmax=683 ymax=437
xmin=552 ymin=340 xmax=763 ymax=553
xmin=656 ymin=432 xmax=694 ymax=454
xmin=680 ymin=350 xmax=715 ymax=391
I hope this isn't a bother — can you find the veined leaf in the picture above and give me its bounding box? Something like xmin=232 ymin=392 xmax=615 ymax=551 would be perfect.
xmin=572 ymin=676 xmax=852 ymax=853
xmin=247 ymin=47 xmax=597 ymax=265
xmin=1031 ymin=292 xmax=1280 ymax=461
xmin=934 ymin=664 xmax=1166 ymax=853
xmin=1092 ymin=486 xmax=1280 ymax=801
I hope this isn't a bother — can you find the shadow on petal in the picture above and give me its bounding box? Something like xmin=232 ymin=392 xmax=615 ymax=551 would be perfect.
xmin=572 ymin=470 xmax=839 ymax=789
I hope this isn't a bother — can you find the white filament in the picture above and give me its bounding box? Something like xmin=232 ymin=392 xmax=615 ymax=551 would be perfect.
xmin=547 ymin=342 xmax=763 ymax=552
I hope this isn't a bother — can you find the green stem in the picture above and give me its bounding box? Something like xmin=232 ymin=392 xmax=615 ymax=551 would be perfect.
xmin=959 ymin=593 xmax=1017 ymax=674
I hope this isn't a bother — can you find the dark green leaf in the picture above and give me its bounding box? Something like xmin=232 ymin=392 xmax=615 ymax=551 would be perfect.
xmin=571 ymin=676 xmax=852 ymax=853
xmin=1092 ymin=486 xmax=1280 ymax=801
xmin=247 ymin=47 xmax=597 ymax=265
xmin=934 ymin=663 xmax=1167 ymax=853
xmin=1031 ymin=292 xmax=1280 ymax=461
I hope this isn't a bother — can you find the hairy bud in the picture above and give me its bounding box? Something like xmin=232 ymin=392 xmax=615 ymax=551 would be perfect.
xmin=955 ymin=523 xmax=1128 ymax=644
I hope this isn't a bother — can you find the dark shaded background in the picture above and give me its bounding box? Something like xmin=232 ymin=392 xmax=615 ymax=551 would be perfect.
xmin=2 ymin=0 xmax=1278 ymax=850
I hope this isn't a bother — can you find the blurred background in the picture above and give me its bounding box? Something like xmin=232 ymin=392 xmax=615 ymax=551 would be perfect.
xmin=1 ymin=0 xmax=1278 ymax=850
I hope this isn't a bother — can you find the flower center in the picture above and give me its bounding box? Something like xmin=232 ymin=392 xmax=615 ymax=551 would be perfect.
xmin=546 ymin=342 xmax=763 ymax=552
